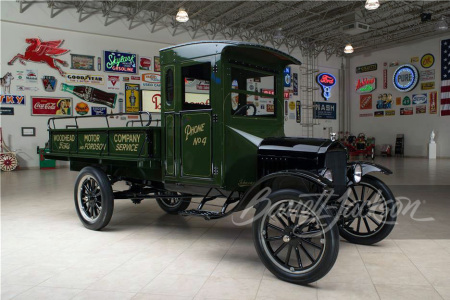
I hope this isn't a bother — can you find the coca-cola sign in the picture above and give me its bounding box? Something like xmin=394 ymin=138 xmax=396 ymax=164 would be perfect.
xmin=31 ymin=97 xmax=72 ymax=116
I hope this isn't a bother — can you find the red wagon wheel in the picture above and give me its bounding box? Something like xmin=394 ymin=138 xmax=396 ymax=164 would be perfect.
xmin=0 ymin=153 xmax=18 ymax=172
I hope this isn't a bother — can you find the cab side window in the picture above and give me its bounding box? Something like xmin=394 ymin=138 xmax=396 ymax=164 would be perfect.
xmin=165 ymin=68 xmax=174 ymax=107
xmin=182 ymin=63 xmax=211 ymax=110
xmin=230 ymin=67 xmax=276 ymax=117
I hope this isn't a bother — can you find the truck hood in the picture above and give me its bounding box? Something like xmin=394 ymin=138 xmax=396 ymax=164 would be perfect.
xmin=258 ymin=137 xmax=346 ymax=157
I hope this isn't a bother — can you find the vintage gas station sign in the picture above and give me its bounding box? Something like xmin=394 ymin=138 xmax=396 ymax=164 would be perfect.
xmin=393 ymin=64 xmax=419 ymax=92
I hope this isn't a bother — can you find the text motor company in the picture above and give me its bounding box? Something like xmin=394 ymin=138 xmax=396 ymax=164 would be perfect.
xmin=54 ymin=133 xmax=143 ymax=152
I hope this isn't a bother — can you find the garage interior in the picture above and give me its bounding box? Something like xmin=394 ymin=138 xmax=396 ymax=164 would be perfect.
xmin=1 ymin=1 xmax=450 ymax=299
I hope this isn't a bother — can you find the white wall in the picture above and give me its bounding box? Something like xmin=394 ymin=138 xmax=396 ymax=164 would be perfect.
xmin=0 ymin=1 xmax=344 ymax=168
xmin=349 ymin=35 xmax=450 ymax=158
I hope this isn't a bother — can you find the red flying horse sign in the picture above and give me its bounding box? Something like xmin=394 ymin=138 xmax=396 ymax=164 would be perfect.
xmin=8 ymin=38 xmax=70 ymax=76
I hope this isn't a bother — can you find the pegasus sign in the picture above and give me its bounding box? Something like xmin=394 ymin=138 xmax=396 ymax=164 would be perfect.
xmin=8 ymin=38 xmax=70 ymax=76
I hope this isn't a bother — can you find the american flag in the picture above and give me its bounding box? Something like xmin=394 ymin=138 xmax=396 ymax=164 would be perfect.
xmin=441 ymin=38 xmax=450 ymax=116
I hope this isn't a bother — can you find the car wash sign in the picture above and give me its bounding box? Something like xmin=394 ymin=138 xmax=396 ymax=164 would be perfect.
xmin=104 ymin=51 xmax=137 ymax=74
xmin=355 ymin=76 xmax=376 ymax=94
xmin=393 ymin=64 xmax=419 ymax=92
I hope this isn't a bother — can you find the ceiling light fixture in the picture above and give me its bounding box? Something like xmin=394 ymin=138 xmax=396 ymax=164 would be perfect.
xmin=344 ymin=43 xmax=354 ymax=54
xmin=365 ymin=0 xmax=380 ymax=11
xmin=436 ymin=16 xmax=448 ymax=30
xmin=274 ymin=28 xmax=284 ymax=40
xmin=176 ymin=8 xmax=189 ymax=22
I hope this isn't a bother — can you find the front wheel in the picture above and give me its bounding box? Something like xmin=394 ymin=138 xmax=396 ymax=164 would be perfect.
xmin=74 ymin=167 xmax=114 ymax=231
xmin=252 ymin=189 xmax=339 ymax=284
xmin=156 ymin=192 xmax=191 ymax=214
xmin=339 ymin=175 xmax=397 ymax=245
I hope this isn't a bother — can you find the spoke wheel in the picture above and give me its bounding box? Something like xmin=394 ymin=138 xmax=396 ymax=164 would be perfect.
xmin=0 ymin=153 xmax=18 ymax=172
xmin=156 ymin=192 xmax=191 ymax=214
xmin=74 ymin=167 xmax=114 ymax=230
xmin=339 ymin=175 xmax=396 ymax=245
xmin=253 ymin=189 xmax=339 ymax=284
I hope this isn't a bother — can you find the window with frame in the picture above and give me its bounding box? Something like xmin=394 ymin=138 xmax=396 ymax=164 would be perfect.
xmin=230 ymin=67 xmax=276 ymax=117
xmin=182 ymin=63 xmax=211 ymax=110
xmin=165 ymin=68 xmax=174 ymax=107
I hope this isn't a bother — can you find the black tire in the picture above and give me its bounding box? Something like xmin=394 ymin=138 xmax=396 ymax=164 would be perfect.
xmin=74 ymin=167 xmax=114 ymax=231
xmin=339 ymin=175 xmax=397 ymax=245
xmin=156 ymin=192 xmax=191 ymax=214
xmin=252 ymin=189 xmax=339 ymax=285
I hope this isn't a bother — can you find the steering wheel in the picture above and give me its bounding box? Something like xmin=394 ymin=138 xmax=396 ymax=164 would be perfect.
xmin=233 ymin=104 xmax=257 ymax=116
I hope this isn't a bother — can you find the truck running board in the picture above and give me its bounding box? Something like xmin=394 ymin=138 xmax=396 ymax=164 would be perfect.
xmin=178 ymin=210 xmax=224 ymax=220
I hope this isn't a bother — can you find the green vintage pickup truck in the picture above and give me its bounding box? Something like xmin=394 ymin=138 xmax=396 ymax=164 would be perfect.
xmin=44 ymin=41 xmax=397 ymax=284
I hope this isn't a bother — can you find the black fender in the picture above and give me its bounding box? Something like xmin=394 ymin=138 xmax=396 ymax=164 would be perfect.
xmin=234 ymin=170 xmax=333 ymax=212
xmin=348 ymin=161 xmax=392 ymax=176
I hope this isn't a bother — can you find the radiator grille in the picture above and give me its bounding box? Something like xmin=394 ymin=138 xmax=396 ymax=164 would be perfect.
xmin=325 ymin=151 xmax=347 ymax=195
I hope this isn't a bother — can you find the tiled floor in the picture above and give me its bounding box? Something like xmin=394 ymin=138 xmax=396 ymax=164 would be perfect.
xmin=1 ymin=157 xmax=450 ymax=299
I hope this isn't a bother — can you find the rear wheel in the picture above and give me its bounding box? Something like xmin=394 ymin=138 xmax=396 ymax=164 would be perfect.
xmin=253 ymin=189 xmax=339 ymax=284
xmin=156 ymin=192 xmax=191 ymax=214
xmin=74 ymin=167 xmax=114 ymax=231
xmin=339 ymin=175 xmax=397 ymax=245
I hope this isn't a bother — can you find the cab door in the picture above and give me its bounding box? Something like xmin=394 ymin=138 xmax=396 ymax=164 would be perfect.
xmin=163 ymin=59 xmax=220 ymax=186
xmin=179 ymin=62 xmax=213 ymax=180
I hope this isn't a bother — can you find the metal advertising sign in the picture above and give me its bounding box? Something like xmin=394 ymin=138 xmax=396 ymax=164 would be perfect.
xmin=284 ymin=67 xmax=291 ymax=87
xmin=429 ymin=91 xmax=437 ymax=114
xmin=0 ymin=107 xmax=14 ymax=115
xmin=393 ymin=64 xmax=419 ymax=92
xmin=396 ymin=97 xmax=402 ymax=106
xmin=296 ymin=100 xmax=301 ymax=123
xmin=403 ymin=96 xmax=411 ymax=105
xmin=125 ymin=83 xmax=140 ymax=113
xmin=16 ymin=86 xmax=38 ymax=92
xmin=420 ymin=69 xmax=435 ymax=81
xmin=421 ymin=53 xmax=434 ymax=68
xmin=75 ymin=102 xmax=89 ymax=115
xmin=314 ymin=101 xmax=336 ymax=119
xmin=91 ymin=106 xmax=107 ymax=115
xmin=412 ymin=94 xmax=427 ymax=105
xmin=70 ymin=54 xmax=95 ymax=71
xmin=376 ymin=93 xmax=393 ymax=109
xmin=360 ymin=94 xmax=372 ymax=110
xmin=142 ymin=73 xmax=161 ymax=88
xmin=416 ymin=105 xmax=426 ymax=114
xmin=293 ymin=73 xmax=298 ymax=95
xmin=359 ymin=113 xmax=373 ymax=117
xmin=139 ymin=56 xmax=151 ymax=71
xmin=31 ymin=97 xmax=72 ymax=116
xmin=42 ymin=76 xmax=57 ymax=92
xmin=154 ymin=56 xmax=160 ymax=72
xmin=8 ymin=38 xmax=69 ymax=76
xmin=385 ymin=110 xmax=395 ymax=116
xmin=26 ymin=69 xmax=38 ymax=83
xmin=66 ymin=74 xmax=104 ymax=85
xmin=383 ymin=69 xmax=387 ymax=89
xmin=355 ymin=76 xmax=376 ymax=93
xmin=421 ymin=82 xmax=435 ymax=90
xmin=107 ymin=75 xmax=120 ymax=90
xmin=0 ymin=95 xmax=25 ymax=105
xmin=374 ymin=111 xmax=384 ymax=117
xmin=104 ymin=51 xmax=137 ymax=74
xmin=356 ymin=63 xmax=377 ymax=73
xmin=400 ymin=107 xmax=413 ymax=115
xmin=316 ymin=73 xmax=336 ymax=101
